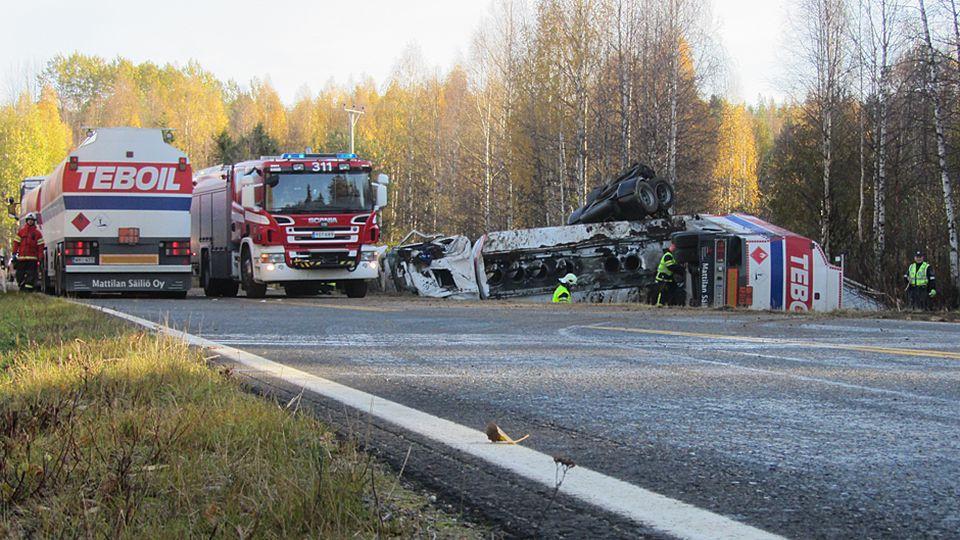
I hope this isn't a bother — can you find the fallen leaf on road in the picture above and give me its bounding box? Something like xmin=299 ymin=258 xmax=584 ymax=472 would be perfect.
xmin=486 ymin=422 xmax=530 ymax=444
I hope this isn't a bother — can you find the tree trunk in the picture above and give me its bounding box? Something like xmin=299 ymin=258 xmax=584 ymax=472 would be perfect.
xmin=668 ymin=44 xmax=679 ymax=186
xmin=616 ymin=0 xmax=631 ymax=167
xmin=871 ymin=0 xmax=891 ymax=279
xmin=856 ymin=0 xmax=866 ymax=242
xmin=558 ymin=131 xmax=566 ymax=225
xmin=821 ymin=104 xmax=833 ymax=255
xmin=951 ymin=0 xmax=960 ymax=74
xmin=920 ymin=0 xmax=960 ymax=287
xmin=482 ymin=100 xmax=492 ymax=232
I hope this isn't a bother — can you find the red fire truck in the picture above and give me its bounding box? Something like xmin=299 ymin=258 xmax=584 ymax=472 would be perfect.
xmin=191 ymin=153 xmax=388 ymax=298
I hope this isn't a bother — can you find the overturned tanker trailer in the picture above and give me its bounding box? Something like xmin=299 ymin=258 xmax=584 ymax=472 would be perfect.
xmin=472 ymin=218 xmax=681 ymax=302
xmin=387 ymin=161 xmax=680 ymax=301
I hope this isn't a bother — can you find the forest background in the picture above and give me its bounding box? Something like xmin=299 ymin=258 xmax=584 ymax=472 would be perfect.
xmin=4 ymin=0 xmax=960 ymax=301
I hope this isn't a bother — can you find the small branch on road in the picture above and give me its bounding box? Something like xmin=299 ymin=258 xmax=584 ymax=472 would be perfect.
xmin=537 ymin=455 xmax=577 ymax=534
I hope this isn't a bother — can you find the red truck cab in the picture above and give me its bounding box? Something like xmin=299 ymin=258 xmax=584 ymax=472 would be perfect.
xmin=192 ymin=152 xmax=388 ymax=298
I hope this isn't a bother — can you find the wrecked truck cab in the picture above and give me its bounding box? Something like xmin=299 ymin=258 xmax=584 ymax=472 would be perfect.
xmin=389 ymin=233 xmax=479 ymax=299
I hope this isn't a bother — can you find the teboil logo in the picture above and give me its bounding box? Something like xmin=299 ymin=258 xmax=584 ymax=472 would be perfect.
xmin=66 ymin=164 xmax=191 ymax=194
xmin=785 ymin=237 xmax=813 ymax=311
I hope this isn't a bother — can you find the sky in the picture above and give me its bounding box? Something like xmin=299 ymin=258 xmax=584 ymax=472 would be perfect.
xmin=1 ymin=0 xmax=789 ymax=105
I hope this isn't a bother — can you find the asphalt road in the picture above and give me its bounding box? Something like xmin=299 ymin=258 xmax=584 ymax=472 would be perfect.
xmin=87 ymin=292 xmax=960 ymax=539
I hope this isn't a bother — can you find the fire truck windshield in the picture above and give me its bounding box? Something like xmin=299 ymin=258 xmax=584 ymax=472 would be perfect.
xmin=265 ymin=172 xmax=373 ymax=214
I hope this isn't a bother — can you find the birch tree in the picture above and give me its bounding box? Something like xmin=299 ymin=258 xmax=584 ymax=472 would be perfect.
xmin=919 ymin=0 xmax=960 ymax=286
xmin=795 ymin=0 xmax=848 ymax=255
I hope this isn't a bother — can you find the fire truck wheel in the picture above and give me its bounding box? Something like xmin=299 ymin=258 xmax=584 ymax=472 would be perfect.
xmin=241 ymin=251 xmax=267 ymax=298
xmin=344 ymin=280 xmax=368 ymax=298
xmin=220 ymin=280 xmax=239 ymax=297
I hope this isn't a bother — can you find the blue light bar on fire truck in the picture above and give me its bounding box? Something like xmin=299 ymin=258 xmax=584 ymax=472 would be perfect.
xmin=278 ymin=152 xmax=358 ymax=160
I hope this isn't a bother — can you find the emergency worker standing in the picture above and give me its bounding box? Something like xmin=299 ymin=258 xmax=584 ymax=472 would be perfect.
xmin=904 ymin=250 xmax=936 ymax=310
xmin=656 ymin=243 xmax=684 ymax=307
xmin=13 ymin=213 xmax=44 ymax=292
xmin=553 ymin=273 xmax=578 ymax=303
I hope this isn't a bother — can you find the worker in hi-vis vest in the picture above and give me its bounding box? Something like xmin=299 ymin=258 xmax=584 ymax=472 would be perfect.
xmin=905 ymin=250 xmax=936 ymax=310
xmin=553 ymin=273 xmax=578 ymax=303
xmin=656 ymin=243 xmax=684 ymax=307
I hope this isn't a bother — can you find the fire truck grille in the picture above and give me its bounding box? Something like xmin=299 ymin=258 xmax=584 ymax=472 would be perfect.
xmin=288 ymin=252 xmax=357 ymax=270
xmin=287 ymin=226 xmax=359 ymax=243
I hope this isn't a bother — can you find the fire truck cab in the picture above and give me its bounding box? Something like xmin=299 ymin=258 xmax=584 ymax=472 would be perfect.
xmin=191 ymin=153 xmax=388 ymax=298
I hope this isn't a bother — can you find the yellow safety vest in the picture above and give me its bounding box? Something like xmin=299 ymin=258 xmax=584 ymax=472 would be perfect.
xmin=553 ymin=284 xmax=571 ymax=303
xmin=907 ymin=262 xmax=929 ymax=287
xmin=657 ymin=252 xmax=677 ymax=282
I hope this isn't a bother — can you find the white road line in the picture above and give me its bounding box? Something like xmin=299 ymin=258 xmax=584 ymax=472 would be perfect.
xmin=82 ymin=302 xmax=784 ymax=540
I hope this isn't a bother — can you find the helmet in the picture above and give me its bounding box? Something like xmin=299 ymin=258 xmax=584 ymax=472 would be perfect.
xmin=24 ymin=212 xmax=37 ymax=222
xmin=915 ymin=250 xmax=925 ymax=258
xmin=559 ymin=273 xmax=578 ymax=286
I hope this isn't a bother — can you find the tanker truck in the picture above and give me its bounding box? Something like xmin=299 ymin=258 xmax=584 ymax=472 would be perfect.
xmin=22 ymin=127 xmax=193 ymax=296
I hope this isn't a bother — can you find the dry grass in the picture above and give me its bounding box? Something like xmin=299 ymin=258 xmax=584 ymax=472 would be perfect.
xmin=0 ymin=294 xmax=485 ymax=538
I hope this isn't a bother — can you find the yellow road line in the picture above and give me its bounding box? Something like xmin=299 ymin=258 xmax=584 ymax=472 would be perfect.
xmin=590 ymin=325 xmax=960 ymax=360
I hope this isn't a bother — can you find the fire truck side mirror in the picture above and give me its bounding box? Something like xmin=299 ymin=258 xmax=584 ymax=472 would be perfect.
xmin=376 ymin=173 xmax=390 ymax=185
xmin=375 ymin=184 xmax=388 ymax=209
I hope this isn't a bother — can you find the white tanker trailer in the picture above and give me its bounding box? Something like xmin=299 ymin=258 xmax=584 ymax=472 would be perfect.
xmin=21 ymin=127 xmax=193 ymax=296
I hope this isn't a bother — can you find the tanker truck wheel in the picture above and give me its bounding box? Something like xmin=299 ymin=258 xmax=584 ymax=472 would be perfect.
xmin=344 ymin=280 xmax=368 ymax=298
xmin=634 ymin=181 xmax=659 ymax=215
xmin=40 ymin=259 xmax=53 ymax=295
xmin=201 ymin=254 xmax=221 ymax=297
xmin=54 ymin=255 xmax=66 ymax=297
xmin=241 ymin=251 xmax=267 ymax=299
xmin=651 ymin=178 xmax=675 ymax=210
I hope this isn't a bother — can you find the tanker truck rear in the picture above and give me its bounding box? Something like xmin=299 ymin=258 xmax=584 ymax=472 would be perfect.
xmin=24 ymin=127 xmax=193 ymax=296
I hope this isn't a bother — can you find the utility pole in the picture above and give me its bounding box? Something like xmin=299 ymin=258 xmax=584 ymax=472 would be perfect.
xmin=343 ymin=105 xmax=365 ymax=154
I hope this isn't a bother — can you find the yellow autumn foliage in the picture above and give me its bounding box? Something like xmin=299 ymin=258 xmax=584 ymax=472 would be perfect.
xmin=712 ymin=102 xmax=759 ymax=213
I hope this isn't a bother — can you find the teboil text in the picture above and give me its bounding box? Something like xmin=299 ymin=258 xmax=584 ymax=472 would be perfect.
xmin=787 ymin=253 xmax=810 ymax=311
xmin=76 ymin=166 xmax=181 ymax=191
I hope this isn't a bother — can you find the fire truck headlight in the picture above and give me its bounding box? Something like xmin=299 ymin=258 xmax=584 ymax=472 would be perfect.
xmin=265 ymin=263 xmax=276 ymax=272
xmin=360 ymin=251 xmax=379 ymax=262
xmin=259 ymin=253 xmax=285 ymax=264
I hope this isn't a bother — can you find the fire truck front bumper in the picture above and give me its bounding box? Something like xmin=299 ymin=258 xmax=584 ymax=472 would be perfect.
xmin=253 ymin=248 xmax=382 ymax=283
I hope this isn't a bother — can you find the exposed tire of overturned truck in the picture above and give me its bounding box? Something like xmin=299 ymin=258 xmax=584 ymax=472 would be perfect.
xmin=567 ymin=162 xmax=674 ymax=225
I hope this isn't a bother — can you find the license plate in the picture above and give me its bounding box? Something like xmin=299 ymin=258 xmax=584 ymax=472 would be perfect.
xmin=72 ymin=256 xmax=95 ymax=264
xmin=312 ymin=231 xmax=336 ymax=239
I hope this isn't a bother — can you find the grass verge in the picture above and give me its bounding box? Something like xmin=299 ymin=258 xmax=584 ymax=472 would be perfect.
xmin=0 ymin=293 xmax=484 ymax=538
